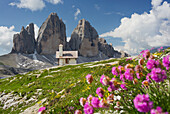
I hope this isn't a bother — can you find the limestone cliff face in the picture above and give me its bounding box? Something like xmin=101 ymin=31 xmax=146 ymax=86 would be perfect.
xmin=69 ymin=19 xmax=99 ymax=57
xmin=36 ymin=13 xmax=67 ymax=54
xmin=98 ymin=38 xmax=118 ymax=58
xmin=11 ymin=23 xmax=35 ymax=54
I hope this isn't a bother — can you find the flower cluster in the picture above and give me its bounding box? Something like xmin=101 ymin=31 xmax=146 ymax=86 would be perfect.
xmin=150 ymin=68 xmax=167 ymax=82
xmin=96 ymin=87 xmax=104 ymax=98
xmin=151 ymin=106 xmax=168 ymax=114
xmin=38 ymin=107 xmax=46 ymax=114
xmin=80 ymin=94 xmax=110 ymax=114
xmin=146 ymin=59 xmax=160 ymax=69
xmin=75 ymin=110 xmax=82 ymax=114
xmin=75 ymin=49 xmax=169 ymax=114
xmin=163 ymin=55 xmax=170 ymax=70
xmin=86 ymin=74 xmax=93 ymax=84
xmin=133 ymin=94 xmax=153 ymax=112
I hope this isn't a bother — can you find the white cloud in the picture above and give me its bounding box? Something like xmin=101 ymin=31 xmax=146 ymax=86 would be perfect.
xmin=9 ymin=0 xmax=45 ymax=11
xmin=100 ymin=0 xmax=170 ymax=55
xmin=152 ymin=0 xmax=163 ymax=8
xmin=74 ymin=8 xmax=81 ymax=20
xmin=0 ymin=26 xmax=17 ymax=55
xmin=0 ymin=24 xmax=39 ymax=55
xmin=94 ymin=4 xmax=100 ymax=10
xmin=46 ymin=0 xmax=63 ymax=4
xmin=9 ymin=0 xmax=63 ymax=11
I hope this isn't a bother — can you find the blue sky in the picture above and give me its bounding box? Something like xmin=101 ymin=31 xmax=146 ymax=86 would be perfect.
xmin=0 ymin=0 xmax=170 ymax=55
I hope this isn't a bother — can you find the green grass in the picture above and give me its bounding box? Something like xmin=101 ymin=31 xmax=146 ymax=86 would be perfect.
xmin=0 ymin=57 xmax=120 ymax=113
xmin=0 ymin=49 xmax=169 ymax=113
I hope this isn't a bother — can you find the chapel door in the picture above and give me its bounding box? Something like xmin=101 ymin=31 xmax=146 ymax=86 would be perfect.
xmin=66 ymin=58 xmax=69 ymax=64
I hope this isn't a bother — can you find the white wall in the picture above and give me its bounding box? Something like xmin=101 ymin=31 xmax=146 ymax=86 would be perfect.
xmin=69 ymin=59 xmax=77 ymax=64
xmin=59 ymin=58 xmax=66 ymax=66
xmin=59 ymin=58 xmax=77 ymax=65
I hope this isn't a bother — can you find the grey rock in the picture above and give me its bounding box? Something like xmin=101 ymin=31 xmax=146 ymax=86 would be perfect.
xmin=11 ymin=23 xmax=35 ymax=54
xmin=69 ymin=19 xmax=99 ymax=57
xmin=98 ymin=38 xmax=130 ymax=58
xmin=98 ymin=38 xmax=117 ymax=58
xmin=120 ymin=51 xmax=130 ymax=58
xmin=36 ymin=13 xmax=67 ymax=54
xmin=77 ymin=51 xmax=109 ymax=63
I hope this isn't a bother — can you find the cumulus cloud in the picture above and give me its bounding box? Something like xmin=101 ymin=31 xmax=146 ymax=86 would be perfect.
xmin=0 ymin=24 xmax=39 ymax=55
xmin=151 ymin=0 xmax=163 ymax=8
xmin=100 ymin=0 xmax=170 ymax=55
xmin=9 ymin=0 xmax=63 ymax=11
xmin=0 ymin=26 xmax=17 ymax=55
xmin=9 ymin=0 xmax=45 ymax=11
xmin=74 ymin=8 xmax=81 ymax=20
xmin=46 ymin=0 xmax=63 ymax=4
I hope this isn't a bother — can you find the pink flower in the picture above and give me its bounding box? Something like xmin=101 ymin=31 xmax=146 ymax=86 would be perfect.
xmin=150 ymin=106 xmax=168 ymax=114
xmin=125 ymin=64 xmax=133 ymax=69
xmin=124 ymin=69 xmax=134 ymax=81
xmin=112 ymin=67 xmax=119 ymax=76
xmin=86 ymin=74 xmax=93 ymax=84
xmin=151 ymin=68 xmax=167 ymax=82
xmin=146 ymin=59 xmax=160 ymax=69
xmin=162 ymin=55 xmax=170 ymax=70
xmin=75 ymin=110 xmax=82 ymax=114
xmin=100 ymin=75 xmax=110 ymax=86
xmin=87 ymin=95 xmax=93 ymax=103
xmin=140 ymin=50 xmax=145 ymax=54
xmin=99 ymin=99 xmax=109 ymax=108
xmin=158 ymin=48 xmax=161 ymax=52
xmin=142 ymin=80 xmax=149 ymax=87
xmin=149 ymin=55 xmax=155 ymax=59
xmin=107 ymin=94 xmax=114 ymax=103
xmin=80 ymin=97 xmax=86 ymax=107
xmin=136 ymin=72 xmax=143 ymax=79
xmin=158 ymin=47 xmax=163 ymax=52
xmin=146 ymin=73 xmax=152 ymax=82
xmin=138 ymin=58 xmax=144 ymax=65
xmin=126 ymin=58 xmax=132 ymax=61
xmin=96 ymin=87 xmax=104 ymax=98
xmin=120 ymin=74 xmax=126 ymax=82
xmin=84 ymin=102 xmax=94 ymax=114
xmin=135 ymin=65 xmax=143 ymax=72
xmin=120 ymin=84 xmax=127 ymax=90
xmin=150 ymin=47 xmax=155 ymax=51
xmin=133 ymin=94 xmax=153 ymax=112
xmin=143 ymin=49 xmax=150 ymax=60
xmin=91 ymin=97 xmax=100 ymax=108
xmin=108 ymin=78 xmax=119 ymax=92
xmin=38 ymin=107 xmax=46 ymax=112
xmin=118 ymin=66 xmax=125 ymax=74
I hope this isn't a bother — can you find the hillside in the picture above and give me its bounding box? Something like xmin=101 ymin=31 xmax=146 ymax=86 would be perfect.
xmin=0 ymin=48 xmax=170 ymax=114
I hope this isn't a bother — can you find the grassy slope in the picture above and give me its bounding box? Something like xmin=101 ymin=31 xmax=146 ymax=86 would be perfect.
xmin=0 ymin=48 xmax=169 ymax=113
xmin=0 ymin=57 xmax=122 ymax=113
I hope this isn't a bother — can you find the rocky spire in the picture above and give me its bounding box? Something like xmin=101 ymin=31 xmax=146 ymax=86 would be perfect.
xmin=11 ymin=23 xmax=35 ymax=54
xmin=69 ymin=19 xmax=99 ymax=57
xmin=36 ymin=13 xmax=67 ymax=54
